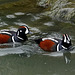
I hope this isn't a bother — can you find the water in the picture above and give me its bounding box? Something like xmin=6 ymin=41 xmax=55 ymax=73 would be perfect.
xmin=0 ymin=1 xmax=75 ymax=75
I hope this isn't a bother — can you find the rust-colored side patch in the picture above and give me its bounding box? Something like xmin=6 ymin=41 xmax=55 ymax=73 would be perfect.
xmin=0 ymin=34 xmax=10 ymax=44
xmin=39 ymin=40 xmax=55 ymax=52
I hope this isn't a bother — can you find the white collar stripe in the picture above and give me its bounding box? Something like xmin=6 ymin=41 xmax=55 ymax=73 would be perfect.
xmin=12 ymin=36 xmax=16 ymax=43
xmin=64 ymin=35 xmax=67 ymax=42
xmin=25 ymin=27 xmax=29 ymax=34
xmin=57 ymin=44 xmax=60 ymax=51
xmin=66 ymin=34 xmax=70 ymax=41
xmin=62 ymin=45 xmax=67 ymax=49
xmin=17 ymin=36 xmax=24 ymax=40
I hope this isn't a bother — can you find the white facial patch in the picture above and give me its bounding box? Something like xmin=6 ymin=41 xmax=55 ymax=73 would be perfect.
xmin=64 ymin=35 xmax=67 ymax=43
xmin=66 ymin=34 xmax=70 ymax=41
xmin=57 ymin=44 xmax=60 ymax=51
xmin=17 ymin=31 xmax=19 ymax=36
xmin=20 ymin=30 xmax=22 ymax=32
xmin=12 ymin=36 xmax=16 ymax=43
xmin=64 ymin=34 xmax=70 ymax=44
xmin=25 ymin=27 xmax=29 ymax=34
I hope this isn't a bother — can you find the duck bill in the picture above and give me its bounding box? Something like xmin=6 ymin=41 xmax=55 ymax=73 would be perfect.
xmin=28 ymin=31 xmax=33 ymax=34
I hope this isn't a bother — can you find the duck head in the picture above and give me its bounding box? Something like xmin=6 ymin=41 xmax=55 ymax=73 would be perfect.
xmin=16 ymin=25 xmax=30 ymax=41
xmin=62 ymin=34 xmax=72 ymax=49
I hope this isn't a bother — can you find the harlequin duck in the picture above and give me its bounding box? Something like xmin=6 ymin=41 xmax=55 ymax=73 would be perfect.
xmin=35 ymin=34 xmax=72 ymax=52
xmin=0 ymin=25 xmax=30 ymax=44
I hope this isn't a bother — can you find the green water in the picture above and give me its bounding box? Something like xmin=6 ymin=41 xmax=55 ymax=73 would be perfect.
xmin=0 ymin=0 xmax=75 ymax=75
xmin=0 ymin=54 xmax=75 ymax=75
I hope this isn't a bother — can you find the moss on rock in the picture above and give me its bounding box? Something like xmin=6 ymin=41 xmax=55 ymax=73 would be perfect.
xmin=0 ymin=0 xmax=45 ymax=15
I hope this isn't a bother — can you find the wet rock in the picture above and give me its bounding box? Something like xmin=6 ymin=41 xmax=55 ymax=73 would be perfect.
xmin=50 ymin=0 xmax=75 ymax=23
xmin=50 ymin=8 xmax=75 ymax=23
xmin=37 ymin=0 xmax=50 ymax=8
xmin=39 ymin=0 xmax=75 ymax=23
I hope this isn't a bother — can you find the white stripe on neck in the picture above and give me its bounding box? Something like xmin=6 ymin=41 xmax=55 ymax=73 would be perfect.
xmin=12 ymin=36 xmax=16 ymax=43
xmin=17 ymin=36 xmax=24 ymax=40
xmin=62 ymin=45 xmax=67 ymax=49
xmin=25 ymin=27 xmax=29 ymax=34
xmin=57 ymin=44 xmax=60 ymax=51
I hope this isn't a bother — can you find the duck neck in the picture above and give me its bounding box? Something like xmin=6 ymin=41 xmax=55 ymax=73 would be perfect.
xmin=17 ymin=35 xmax=24 ymax=40
xmin=57 ymin=41 xmax=67 ymax=51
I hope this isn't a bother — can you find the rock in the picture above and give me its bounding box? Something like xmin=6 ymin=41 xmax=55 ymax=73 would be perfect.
xmin=37 ymin=0 xmax=50 ymax=8
xmin=50 ymin=8 xmax=75 ymax=23
xmin=49 ymin=0 xmax=75 ymax=23
xmin=38 ymin=0 xmax=75 ymax=23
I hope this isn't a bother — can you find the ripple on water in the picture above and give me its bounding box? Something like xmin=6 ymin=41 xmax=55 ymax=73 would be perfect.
xmin=14 ymin=22 xmax=28 ymax=26
xmin=0 ymin=44 xmax=23 ymax=56
xmin=14 ymin=12 xmax=25 ymax=16
xmin=0 ymin=22 xmax=8 ymax=26
xmin=31 ymin=15 xmax=40 ymax=21
xmin=47 ymin=32 xmax=62 ymax=39
xmin=0 ymin=17 xmax=8 ymax=27
xmin=26 ymin=13 xmax=41 ymax=21
xmin=6 ymin=12 xmax=25 ymax=19
xmin=0 ymin=41 xmax=74 ymax=57
xmin=44 ymin=22 xmax=54 ymax=26
xmin=8 ymin=26 xmax=17 ymax=32
xmin=30 ymin=27 xmax=41 ymax=33
xmin=6 ymin=14 xmax=16 ymax=19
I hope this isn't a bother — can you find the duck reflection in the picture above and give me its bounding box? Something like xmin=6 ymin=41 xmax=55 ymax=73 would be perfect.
xmin=63 ymin=45 xmax=75 ymax=64
xmin=63 ymin=51 xmax=71 ymax=64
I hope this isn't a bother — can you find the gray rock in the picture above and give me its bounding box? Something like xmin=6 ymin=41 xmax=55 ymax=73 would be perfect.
xmin=39 ymin=0 xmax=75 ymax=23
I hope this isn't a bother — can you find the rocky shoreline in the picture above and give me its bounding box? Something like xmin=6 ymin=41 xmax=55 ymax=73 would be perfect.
xmin=0 ymin=0 xmax=75 ymax=24
xmin=38 ymin=0 xmax=75 ymax=24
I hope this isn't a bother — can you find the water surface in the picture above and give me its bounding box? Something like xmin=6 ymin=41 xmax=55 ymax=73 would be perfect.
xmin=0 ymin=1 xmax=75 ymax=75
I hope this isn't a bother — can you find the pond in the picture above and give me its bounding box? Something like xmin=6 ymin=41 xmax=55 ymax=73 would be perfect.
xmin=0 ymin=0 xmax=75 ymax=75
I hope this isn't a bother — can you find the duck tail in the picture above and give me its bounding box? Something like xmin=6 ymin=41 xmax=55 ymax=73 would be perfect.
xmin=34 ymin=38 xmax=42 ymax=44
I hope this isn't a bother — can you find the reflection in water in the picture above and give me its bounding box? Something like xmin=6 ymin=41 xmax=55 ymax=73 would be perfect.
xmin=63 ymin=51 xmax=71 ymax=64
xmin=62 ymin=46 xmax=75 ymax=64
xmin=0 ymin=42 xmax=22 ymax=48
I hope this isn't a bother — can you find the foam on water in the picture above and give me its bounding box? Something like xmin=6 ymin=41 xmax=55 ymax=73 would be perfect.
xmin=0 ymin=43 xmax=23 ymax=56
xmin=14 ymin=22 xmax=28 ymax=26
xmin=0 ymin=47 xmax=24 ymax=56
xmin=26 ymin=13 xmax=41 ymax=21
xmin=0 ymin=40 xmax=74 ymax=57
xmin=9 ymin=26 xmax=17 ymax=32
xmin=14 ymin=12 xmax=25 ymax=16
xmin=6 ymin=15 xmax=16 ymax=18
xmin=30 ymin=27 xmax=41 ymax=33
xmin=43 ymin=52 xmax=63 ymax=57
xmin=0 ymin=22 xmax=8 ymax=27
xmin=44 ymin=22 xmax=54 ymax=26
xmin=31 ymin=15 xmax=40 ymax=21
